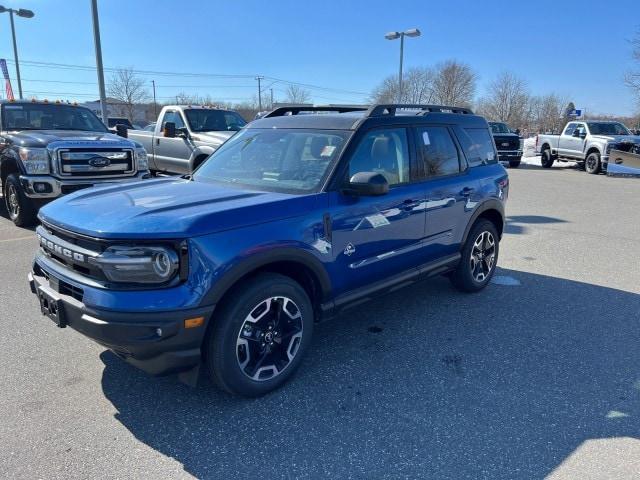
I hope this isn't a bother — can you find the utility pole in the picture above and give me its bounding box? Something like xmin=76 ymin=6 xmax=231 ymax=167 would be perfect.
xmin=0 ymin=5 xmax=35 ymax=99
xmin=152 ymin=79 xmax=157 ymax=117
xmin=255 ymin=75 xmax=264 ymax=111
xmin=90 ymin=0 xmax=108 ymax=124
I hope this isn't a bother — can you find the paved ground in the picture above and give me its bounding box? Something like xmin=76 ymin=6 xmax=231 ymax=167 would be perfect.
xmin=0 ymin=159 xmax=639 ymax=479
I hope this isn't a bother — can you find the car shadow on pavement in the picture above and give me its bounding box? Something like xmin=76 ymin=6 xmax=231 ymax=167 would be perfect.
xmin=99 ymin=268 xmax=640 ymax=479
xmin=505 ymin=215 xmax=568 ymax=235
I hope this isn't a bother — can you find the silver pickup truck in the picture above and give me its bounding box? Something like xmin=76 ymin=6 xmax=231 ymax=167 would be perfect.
xmin=535 ymin=120 xmax=640 ymax=174
xmin=127 ymin=105 xmax=246 ymax=174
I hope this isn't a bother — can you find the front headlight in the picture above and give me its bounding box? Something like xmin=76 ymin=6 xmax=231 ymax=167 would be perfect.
xmin=19 ymin=147 xmax=50 ymax=174
xmin=89 ymin=245 xmax=179 ymax=284
xmin=135 ymin=147 xmax=149 ymax=171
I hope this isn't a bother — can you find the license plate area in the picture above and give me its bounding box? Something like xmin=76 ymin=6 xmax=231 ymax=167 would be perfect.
xmin=38 ymin=287 xmax=66 ymax=327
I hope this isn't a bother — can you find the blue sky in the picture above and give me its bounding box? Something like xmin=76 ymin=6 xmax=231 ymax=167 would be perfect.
xmin=0 ymin=0 xmax=638 ymax=115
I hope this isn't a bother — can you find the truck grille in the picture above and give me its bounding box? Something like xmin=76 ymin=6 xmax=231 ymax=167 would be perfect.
xmin=494 ymin=136 xmax=520 ymax=151
xmin=57 ymin=148 xmax=135 ymax=177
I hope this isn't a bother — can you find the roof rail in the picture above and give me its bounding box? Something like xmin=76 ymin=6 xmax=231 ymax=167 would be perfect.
xmin=366 ymin=104 xmax=474 ymax=117
xmin=263 ymin=104 xmax=369 ymax=118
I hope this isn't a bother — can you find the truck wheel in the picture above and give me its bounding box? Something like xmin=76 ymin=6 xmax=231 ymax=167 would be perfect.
xmin=204 ymin=273 xmax=314 ymax=397
xmin=509 ymin=158 xmax=521 ymax=168
xmin=585 ymin=152 xmax=601 ymax=174
xmin=541 ymin=149 xmax=554 ymax=168
xmin=3 ymin=174 xmax=37 ymax=227
xmin=450 ymin=219 xmax=499 ymax=293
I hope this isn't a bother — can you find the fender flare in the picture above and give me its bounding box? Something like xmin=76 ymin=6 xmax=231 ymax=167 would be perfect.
xmin=188 ymin=146 xmax=215 ymax=172
xmin=202 ymin=247 xmax=333 ymax=307
xmin=461 ymin=199 xmax=505 ymax=245
xmin=0 ymin=150 xmax=24 ymax=181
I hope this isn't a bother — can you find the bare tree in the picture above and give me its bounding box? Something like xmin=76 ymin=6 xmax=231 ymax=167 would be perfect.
xmin=476 ymin=72 xmax=530 ymax=128
xmin=370 ymin=67 xmax=435 ymax=104
xmin=625 ymin=30 xmax=640 ymax=105
xmin=284 ymin=85 xmax=311 ymax=104
xmin=528 ymin=94 xmax=567 ymax=134
xmin=432 ymin=60 xmax=477 ymax=107
xmin=107 ymin=68 xmax=149 ymax=122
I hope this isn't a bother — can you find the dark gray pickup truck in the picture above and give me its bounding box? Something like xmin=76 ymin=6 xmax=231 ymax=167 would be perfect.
xmin=0 ymin=100 xmax=149 ymax=227
xmin=127 ymin=105 xmax=246 ymax=174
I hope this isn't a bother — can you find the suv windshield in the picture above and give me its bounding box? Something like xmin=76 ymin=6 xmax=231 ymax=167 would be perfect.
xmin=194 ymin=128 xmax=350 ymax=193
xmin=1 ymin=103 xmax=108 ymax=132
xmin=184 ymin=109 xmax=247 ymax=132
xmin=489 ymin=122 xmax=511 ymax=134
xmin=587 ymin=122 xmax=630 ymax=136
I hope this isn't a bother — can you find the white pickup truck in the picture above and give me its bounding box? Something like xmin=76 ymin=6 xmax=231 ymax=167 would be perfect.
xmin=535 ymin=120 xmax=640 ymax=174
xmin=127 ymin=105 xmax=246 ymax=174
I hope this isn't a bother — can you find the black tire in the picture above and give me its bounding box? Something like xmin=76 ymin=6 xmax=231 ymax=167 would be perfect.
xmin=585 ymin=152 xmax=601 ymax=174
xmin=540 ymin=149 xmax=554 ymax=168
xmin=204 ymin=273 xmax=314 ymax=397
xmin=509 ymin=158 xmax=521 ymax=168
xmin=450 ymin=219 xmax=500 ymax=293
xmin=3 ymin=174 xmax=37 ymax=227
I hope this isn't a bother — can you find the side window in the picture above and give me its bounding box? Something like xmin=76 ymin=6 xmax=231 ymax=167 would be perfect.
xmin=348 ymin=128 xmax=410 ymax=186
xmin=161 ymin=111 xmax=185 ymax=130
xmin=574 ymin=124 xmax=586 ymax=136
xmin=457 ymin=128 xmax=497 ymax=167
xmin=563 ymin=123 xmax=577 ymax=136
xmin=417 ymin=126 xmax=461 ymax=178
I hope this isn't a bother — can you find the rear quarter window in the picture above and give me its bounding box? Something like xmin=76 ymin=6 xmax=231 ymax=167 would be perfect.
xmin=455 ymin=127 xmax=497 ymax=167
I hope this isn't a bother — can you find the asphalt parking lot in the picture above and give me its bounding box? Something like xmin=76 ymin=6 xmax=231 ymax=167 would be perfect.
xmin=0 ymin=159 xmax=639 ymax=479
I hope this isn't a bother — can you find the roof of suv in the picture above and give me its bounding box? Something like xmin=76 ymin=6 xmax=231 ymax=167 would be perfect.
xmin=248 ymin=104 xmax=488 ymax=131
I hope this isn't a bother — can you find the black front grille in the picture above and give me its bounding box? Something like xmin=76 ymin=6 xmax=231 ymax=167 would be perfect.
xmin=35 ymin=263 xmax=84 ymax=302
xmin=494 ymin=136 xmax=520 ymax=151
xmin=58 ymin=148 xmax=134 ymax=177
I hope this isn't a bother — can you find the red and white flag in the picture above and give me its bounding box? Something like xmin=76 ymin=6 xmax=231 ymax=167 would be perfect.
xmin=0 ymin=59 xmax=15 ymax=100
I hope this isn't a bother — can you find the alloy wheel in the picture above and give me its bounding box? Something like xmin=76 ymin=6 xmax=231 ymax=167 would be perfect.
xmin=7 ymin=183 xmax=20 ymax=217
xmin=470 ymin=231 xmax=496 ymax=282
xmin=236 ymin=296 xmax=303 ymax=381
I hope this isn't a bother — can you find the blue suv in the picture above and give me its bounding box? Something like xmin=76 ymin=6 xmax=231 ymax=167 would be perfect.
xmin=29 ymin=104 xmax=509 ymax=397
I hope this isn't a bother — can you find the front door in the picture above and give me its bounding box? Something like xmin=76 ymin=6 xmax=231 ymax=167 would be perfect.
xmin=155 ymin=110 xmax=193 ymax=173
xmin=327 ymin=127 xmax=427 ymax=296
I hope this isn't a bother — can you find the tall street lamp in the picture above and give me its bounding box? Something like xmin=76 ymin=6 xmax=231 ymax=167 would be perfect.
xmin=0 ymin=5 xmax=35 ymax=100
xmin=384 ymin=28 xmax=421 ymax=103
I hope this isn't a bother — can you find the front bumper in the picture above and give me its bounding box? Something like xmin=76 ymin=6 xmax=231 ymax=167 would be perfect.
xmin=497 ymin=150 xmax=523 ymax=161
xmin=28 ymin=262 xmax=214 ymax=376
xmin=19 ymin=171 xmax=151 ymax=199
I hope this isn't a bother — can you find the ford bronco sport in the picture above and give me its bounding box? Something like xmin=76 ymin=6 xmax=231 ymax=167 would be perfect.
xmin=28 ymin=104 xmax=508 ymax=397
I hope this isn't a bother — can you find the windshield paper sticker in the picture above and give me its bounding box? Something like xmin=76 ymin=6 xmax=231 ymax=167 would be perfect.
xmin=321 ymin=145 xmax=336 ymax=157
xmin=422 ymin=132 xmax=430 ymax=145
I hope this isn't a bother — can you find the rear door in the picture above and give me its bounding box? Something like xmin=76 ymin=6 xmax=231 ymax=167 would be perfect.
xmin=417 ymin=125 xmax=481 ymax=259
xmin=328 ymin=126 xmax=428 ymax=295
xmin=154 ymin=110 xmax=193 ymax=173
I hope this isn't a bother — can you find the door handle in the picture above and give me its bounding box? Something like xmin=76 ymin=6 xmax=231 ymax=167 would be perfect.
xmin=460 ymin=187 xmax=475 ymax=196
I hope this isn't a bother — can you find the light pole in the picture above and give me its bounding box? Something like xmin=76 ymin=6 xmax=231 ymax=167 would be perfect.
xmin=255 ymin=76 xmax=264 ymax=111
xmin=90 ymin=0 xmax=108 ymax=124
xmin=384 ymin=28 xmax=421 ymax=103
xmin=0 ymin=5 xmax=35 ymax=100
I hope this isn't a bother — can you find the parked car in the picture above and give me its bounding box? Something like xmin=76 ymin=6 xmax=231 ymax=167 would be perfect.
xmin=127 ymin=105 xmax=247 ymax=174
xmin=107 ymin=117 xmax=134 ymax=133
xmin=535 ymin=121 xmax=640 ymax=173
xmin=0 ymin=100 xmax=150 ymax=227
xmin=29 ymin=103 xmax=508 ymax=397
xmin=488 ymin=121 xmax=523 ymax=168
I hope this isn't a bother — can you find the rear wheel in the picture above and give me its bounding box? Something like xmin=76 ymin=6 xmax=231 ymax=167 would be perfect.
xmin=541 ymin=149 xmax=554 ymax=168
xmin=585 ymin=152 xmax=601 ymax=174
xmin=205 ymin=273 xmax=314 ymax=397
xmin=450 ymin=220 xmax=499 ymax=293
xmin=3 ymin=174 xmax=37 ymax=227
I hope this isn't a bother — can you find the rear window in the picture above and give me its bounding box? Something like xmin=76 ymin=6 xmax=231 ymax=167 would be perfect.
xmin=456 ymin=128 xmax=497 ymax=167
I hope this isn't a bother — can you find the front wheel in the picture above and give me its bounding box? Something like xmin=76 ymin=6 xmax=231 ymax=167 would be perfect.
xmin=450 ymin=220 xmax=499 ymax=293
xmin=205 ymin=273 xmax=314 ymax=397
xmin=3 ymin=174 xmax=37 ymax=227
xmin=585 ymin=152 xmax=601 ymax=174
xmin=509 ymin=158 xmax=521 ymax=168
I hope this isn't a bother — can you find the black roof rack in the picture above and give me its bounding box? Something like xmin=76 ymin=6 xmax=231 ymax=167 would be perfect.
xmin=263 ymin=104 xmax=369 ymax=118
xmin=366 ymin=104 xmax=474 ymax=116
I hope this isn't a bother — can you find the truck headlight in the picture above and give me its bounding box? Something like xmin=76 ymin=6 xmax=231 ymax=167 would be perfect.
xmin=19 ymin=147 xmax=50 ymax=174
xmin=135 ymin=148 xmax=149 ymax=171
xmin=89 ymin=245 xmax=179 ymax=284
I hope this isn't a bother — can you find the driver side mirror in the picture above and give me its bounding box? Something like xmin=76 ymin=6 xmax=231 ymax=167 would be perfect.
xmin=514 ymin=128 xmax=520 ymax=136
xmin=115 ymin=123 xmax=128 ymax=138
xmin=342 ymin=172 xmax=389 ymax=196
xmin=572 ymin=129 xmax=585 ymax=138
xmin=163 ymin=121 xmax=176 ymax=138
xmin=176 ymin=126 xmax=190 ymax=138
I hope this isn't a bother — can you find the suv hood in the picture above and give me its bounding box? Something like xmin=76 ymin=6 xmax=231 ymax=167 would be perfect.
xmin=38 ymin=177 xmax=316 ymax=239
xmin=7 ymin=129 xmax=129 ymax=148
xmin=592 ymin=134 xmax=640 ymax=143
